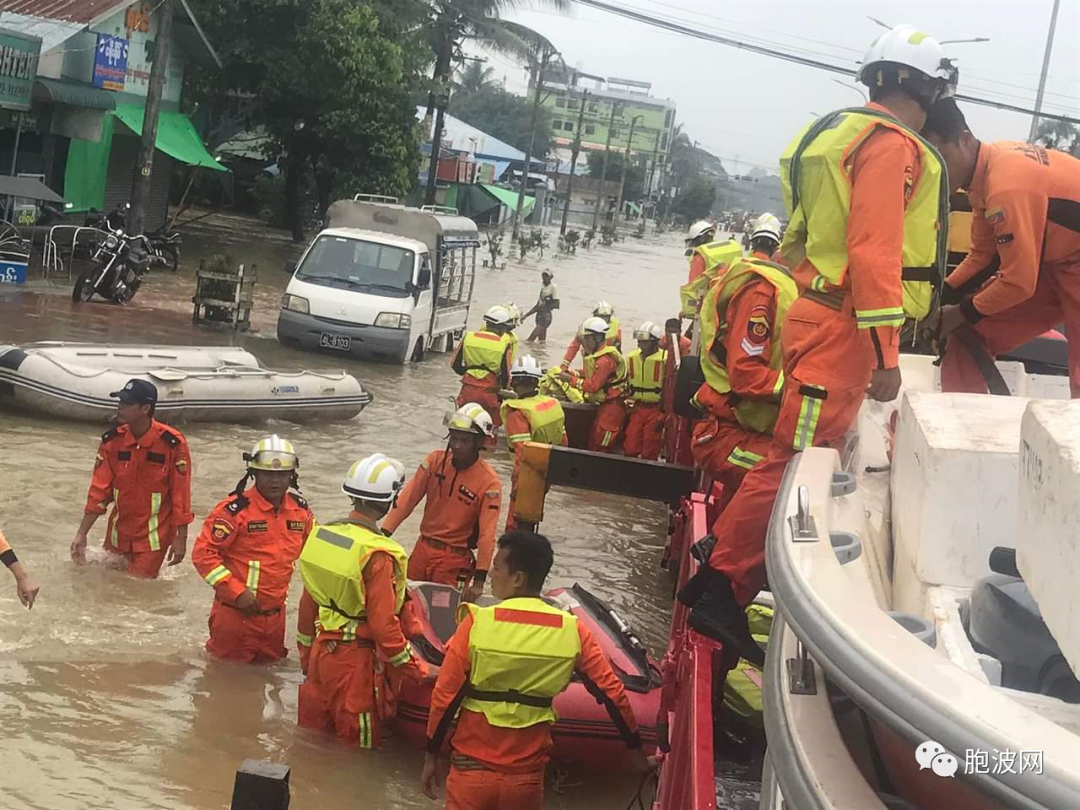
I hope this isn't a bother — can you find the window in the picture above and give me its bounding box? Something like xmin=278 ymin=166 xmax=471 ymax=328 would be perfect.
xmin=555 ymin=97 xmax=566 ymax=108
xmin=588 ymin=102 xmax=598 ymax=113
xmin=664 ymin=109 xmax=673 ymax=127
xmin=611 ymin=128 xmax=621 ymax=140
xmin=568 ymin=98 xmax=579 ymax=110
xmin=553 ymin=119 xmax=564 ymax=129
xmin=563 ymin=121 xmax=574 ymax=131
xmin=585 ymin=124 xmax=595 ymax=135
xmin=296 ymin=236 xmax=415 ymax=296
xmin=661 ymin=132 xmax=668 ymax=150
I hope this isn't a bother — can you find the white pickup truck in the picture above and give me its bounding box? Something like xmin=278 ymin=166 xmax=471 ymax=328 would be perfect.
xmin=276 ymin=195 xmax=479 ymax=363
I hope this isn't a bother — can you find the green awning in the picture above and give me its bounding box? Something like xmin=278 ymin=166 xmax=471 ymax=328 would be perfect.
xmin=626 ymin=202 xmax=643 ymax=216
xmin=36 ymin=78 xmax=117 ymax=110
xmin=113 ymin=104 xmax=228 ymax=172
xmin=480 ymin=183 xmax=535 ymax=218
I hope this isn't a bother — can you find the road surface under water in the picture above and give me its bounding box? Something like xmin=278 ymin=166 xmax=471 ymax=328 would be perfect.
xmin=0 ymin=220 xmax=690 ymax=809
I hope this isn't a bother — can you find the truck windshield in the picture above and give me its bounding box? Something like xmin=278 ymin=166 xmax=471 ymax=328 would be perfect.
xmin=296 ymin=235 xmax=414 ymax=295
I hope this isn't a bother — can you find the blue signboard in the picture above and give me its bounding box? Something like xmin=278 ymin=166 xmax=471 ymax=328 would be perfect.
xmin=0 ymin=260 xmax=28 ymax=284
xmin=92 ymin=33 xmax=128 ymax=92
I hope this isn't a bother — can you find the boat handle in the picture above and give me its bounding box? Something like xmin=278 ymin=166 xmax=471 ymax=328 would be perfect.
xmin=786 ymin=639 xmax=818 ymax=695
xmin=788 ymin=484 xmax=818 ymax=541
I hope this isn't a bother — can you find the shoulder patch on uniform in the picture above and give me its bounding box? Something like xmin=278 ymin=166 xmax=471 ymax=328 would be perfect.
xmin=101 ymin=427 xmax=120 ymax=443
xmin=289 ymin=492 xmax=309 ymax=510
xmin=986 ymin=207 xmax=1006 ymax=225
xmin=996 ymin=233 xmax=1014 ymax=245
xmin=175 ymin=457 xmax=189 ymax=475
xmin=485 ymin=490 xmax=500 ymax=499
xmin=211 ymin=520 xmax=233 ymax=541
xmin=747 ymin=305 xmax=772 ymax=345
xmin=160 ymin=430 xmax=180 ymax=448
xmin=225 ymin=496 xmax=249 ymax=515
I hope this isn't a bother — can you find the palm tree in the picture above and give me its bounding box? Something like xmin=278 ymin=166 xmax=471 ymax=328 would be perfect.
xmin=419 ymin=0 xmax=570 ymax=204
xmin=456 ymin=60 xmax=496 ymax=92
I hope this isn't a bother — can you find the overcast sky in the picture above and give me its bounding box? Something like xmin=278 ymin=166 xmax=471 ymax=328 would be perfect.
xmin=473 ymin=0 xmax=1079 ymax=176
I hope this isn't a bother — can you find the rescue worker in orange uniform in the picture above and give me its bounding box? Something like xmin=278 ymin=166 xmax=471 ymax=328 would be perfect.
xmin=501 ymin=355 xmax=567 ymax=532
xmin=661 ymin=318 xmax=695 ymax=466
xmin=421 ymin=531 xmax=653 ymax=809
xmin=681 ymin=221 xmax=743 ymax=319
xmin=451 ymin=305 xmax=516 ymax=430
xmin=691 ymin=214 xmax=795 ymax=498
xmin=623 ymin=322 xmax=668 ymax=461
xmin=559 ymin=316 xmax=629 ymax=453
xmin=73 ymin=379 xmax=193 ymax=579
xmin=679 ymin=26 xmax=957 ymax=667
xmin=297 ymin=454 xmax=429 ymax=747
xmin=0 ymin=529 xmax=40 ymax=609
xmin=922 ymin=98 xmax=1080 ymax=397
xmin=561 ymin=300 xmax=621 ymax=367
xmin=192 ymin=435 xmax=314 ymax=663
xmin=382 ymin=404 xmax=503 ymax=603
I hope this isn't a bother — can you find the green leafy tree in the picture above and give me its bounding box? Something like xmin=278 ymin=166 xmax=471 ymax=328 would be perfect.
xmin=456 ymin=61 xmax=496 ymax=92
xmin=586 ymin=150 xmax=645 ymax=203
xmin=673 ymin=175 xmax=716 ymax=222
xmin=449 ymin=86 xmax=552 ymax=155
xmin=1034 ymin=118 xmax=1080 ymax=158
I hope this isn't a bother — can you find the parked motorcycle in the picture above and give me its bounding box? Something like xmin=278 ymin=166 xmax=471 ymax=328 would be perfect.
xmin=147 ymin=227 xmax=182 ymax=272
xmin=72 ymin=230 xmax=163 ymax=304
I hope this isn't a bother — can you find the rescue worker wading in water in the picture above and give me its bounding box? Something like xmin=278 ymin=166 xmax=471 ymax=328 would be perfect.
xmin=421 ymin=531 xmax=654 ymax=810
xmin=501 ymin=355 xmax=567 ymax=532
xmin=559 ymin=316 xmax=629 ymax=453
xmin=623 ymin=322 xmax=668 ymax=461
xmin=691 ymin=214 xmax=796 ymax=505
xmin=382 ymin=404 xmax=503 ymax=603
xmin=73 ymin=379 xmax=193 ymax=579
xmin=192 ymin=435 xmax=315 ymax=663
xmin=451 ymin=305 xmax=516 ymax=433
xmin=680 ymin=25 xmax=957 ymax=667
xmin=561 ymin=300 xmax=621 ymax=368
xmin=296 ymin=454 xmax=429 ymax=748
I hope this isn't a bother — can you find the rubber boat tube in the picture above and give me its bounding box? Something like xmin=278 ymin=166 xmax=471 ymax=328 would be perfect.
xmin=396 ymin=581 xmax=662 ymax=772
xmin=766 ymin=449 xmax=1080 ymax=810
xmin=0 ymin=343 xmax=372 ymax=424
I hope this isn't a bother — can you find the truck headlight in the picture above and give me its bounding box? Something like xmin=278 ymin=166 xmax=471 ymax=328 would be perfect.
xmin=282 ymin=294 xmax=309 ymax=314
xmin=374 ymin=313 xmax=412 ymax=329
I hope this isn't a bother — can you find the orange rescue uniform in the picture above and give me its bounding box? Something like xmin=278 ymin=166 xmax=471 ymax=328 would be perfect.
xmin=83 ymin=420 xmax=194 ymax=578
xmin=297 ymin=511 xmax=428 ymax=747
xmin=426 ymin=611 xmax=642 ymax=809
xmin=503 ymin=402 xmax=567 ymax=532
xmin=578 ymin=353 xmax=628 ymax=453
xmin=192 ymin=486 xmax=314 ymax=663
xmin=941 ymin=142 xmax=1080 ymax=396
xmin=710 ymin=101 xmax=919 ymax=604
xmin=381 ymin=450 xmax=503 ymax=584
xmin=451 ymin=330 xmax=513 ymax=429
xmin=561 ymin=325 xmax=623 ymax=368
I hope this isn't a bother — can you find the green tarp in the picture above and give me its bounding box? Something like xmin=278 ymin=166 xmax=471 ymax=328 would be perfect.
xmin=112 ymin=104 xmax=227 ymax=172
xmin=480 ymin=183 xmax=535 ymax=219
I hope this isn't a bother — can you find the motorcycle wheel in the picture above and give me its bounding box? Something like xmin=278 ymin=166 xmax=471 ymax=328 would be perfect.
xmin=163 ymin=245 xmax=179 ymax=272
xmin=72 ymin=273 xmax=96 ymax=303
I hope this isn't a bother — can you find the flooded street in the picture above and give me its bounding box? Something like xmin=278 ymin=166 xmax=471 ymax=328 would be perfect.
xmin=0 ymin=220 xmax=688 ymax=809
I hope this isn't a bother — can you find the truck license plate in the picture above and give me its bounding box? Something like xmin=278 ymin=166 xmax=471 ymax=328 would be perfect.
xmin=319 ymin=332 xmax=351 ymax=351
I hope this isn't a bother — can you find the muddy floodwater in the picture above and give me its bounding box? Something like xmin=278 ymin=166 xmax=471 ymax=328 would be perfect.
xmin=0 ymin=216 xmax=691 ymax=809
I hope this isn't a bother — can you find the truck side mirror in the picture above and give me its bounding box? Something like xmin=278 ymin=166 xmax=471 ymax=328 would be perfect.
xmin=417 ymin=266 xmax=432 ymax=288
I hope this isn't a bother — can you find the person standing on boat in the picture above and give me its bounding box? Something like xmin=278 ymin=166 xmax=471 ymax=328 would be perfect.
xmin=690 ymin=215 xmax=795 ymax=502
xmin=680 ymin=26 xmax=957 ymax=667
xmin=922 ymin=98 xmax=1080 ymax=397
xmin=450 ymin=306 xmax=516 ymax=433
xmin=501 ymin=355 xmax=567 ymax=532
xmin=680 ymin=221 xmax=743 ymax=320
xmin=72 ymin=379 xmax=193 ymax=579
xmin=421 ymin=531 xmax=653 ymax=808
xmin=524 ymin=270 xmax=559 ymax=343
xmin=559 ymin=317 xmax=629 ymax=453
xmin=192 ymin=436 xmax=314 ymax=663
xmin=560 ymin=301 xmax=621 ymax=368
xmin=296 ymin=454 xmax=428 ymax=747
xmin=382 ymin=404 xmax=503 ymax=603
xmin=623 ymin=322 xmax=668 ymax=461
xmin=0 ymin=529 xmax=40 ymax=609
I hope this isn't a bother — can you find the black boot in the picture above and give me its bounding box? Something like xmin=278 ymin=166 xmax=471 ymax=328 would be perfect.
xmin=687 ymin=569 xmax=766 ymax=668
xmin=675 ymin=535 xmax=719 ymax=607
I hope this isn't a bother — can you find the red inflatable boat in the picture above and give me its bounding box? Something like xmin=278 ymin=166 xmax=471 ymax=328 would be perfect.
xmin=394 ymin=582 xmax=662 ymax=772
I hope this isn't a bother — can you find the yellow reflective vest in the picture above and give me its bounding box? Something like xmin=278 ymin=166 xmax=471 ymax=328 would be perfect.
xmin=501 ymin=395 xmax=567 ymax=447
xmin=723 ymin=604 xmax=773 ymax=729
xmin=680 ymin=240 xmax=743 ymax=317
xmin=699 ymin=258 xmax=797 ymax=434
xmin=581 ymin=345 xmax=627 ymax=404
xmin=626 ymin=348 xmax=667 ymax=404
xmin=779 ymin=107 xmax=949 ymax=322
xmin=460 ymin=597 xmax=581 ymax=729
xmin=460 ymin=330 xmax=512 ymax=382
xmin=298 ymin=520 xmax=409 ymax=638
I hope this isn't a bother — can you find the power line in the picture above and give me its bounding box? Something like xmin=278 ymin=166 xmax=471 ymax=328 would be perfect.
xmin=570 ymin=0 xmax=1080 ymax=126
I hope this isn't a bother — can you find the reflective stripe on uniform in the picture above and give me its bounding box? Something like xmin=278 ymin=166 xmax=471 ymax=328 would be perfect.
xmin=358 ymin=712 xmax=373 ymax=749
xmin=111 ymin=488 xmax=121 ymax=546
xmin=507 ymin=432 xmax=532 ymax=444
xmin=148 ymin=492 xmax=162 ymax=551
xmin=601 ymin=431 xmax=614 ymax=447
xmin=811 ymin=275 xmax=828 ymax=292
xmin=246 ymin=560 xmax=261 ymax=594
xmin=296 ymin=631 xmax=313 ymax=647
xmin=773 ymin=371 xmax=785 ymax=395
xmin=854 ymin=307 xmax=905 ymax=328
xmin=727 ymin=446 xmax=766 ymax=470
xmin=204 ymin=565 xmax=231 ymax=586
xmin=794 ymin=389 xmax=825 ymax=450
xmin=387 ymin=643 xmax=413 ymax=667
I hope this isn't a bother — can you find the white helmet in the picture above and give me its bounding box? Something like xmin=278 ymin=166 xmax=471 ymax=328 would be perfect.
xmin=580 ymin=316 xmax=609 ymax=338
xmin=592 ymin=300 xmax=615 ymax=317
xmin=484 ymin=304 xmax=513 ymax=327
xmin=448 ymin=402 xmax=496 ymax=439
xmin=856 ymin=25 xmax=957 ymax=101
xmin=633 ymin=321 xmax=664 ymax=341
xmin=342 ymin=454 xmax=406 ymax=503
xmin=503 ymin=302 xmax=522 ymax=326
xmin=750 ymin=213 xmax=783 ymax=244
xmin=511 ymin=354 xmax=544 ymax=380
xmin=685 ymin=219 xmax=716 ymax=245
xmin=245 ymin=435 xmax=299 ymax=471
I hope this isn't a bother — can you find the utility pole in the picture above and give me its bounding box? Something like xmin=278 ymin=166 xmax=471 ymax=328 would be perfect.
xmin=560 ymin=90 xmax=588 ymax=236
xmin=423 ymin=35 xmax=453 ymax=206
xmin=590 ymin=103 xmax=621 ymax=233
xmin=645 ymin=135 xmax=660 ymax=223
xmin=613 ymin=115 xmax=642 ymax=227
xmin=128 ymin=0 xmax=174 ymax=237
xmin=512 ymin=48 xmax=558 ymax=242
xmin=1028 ymin=0 xmax=1061 ymax=143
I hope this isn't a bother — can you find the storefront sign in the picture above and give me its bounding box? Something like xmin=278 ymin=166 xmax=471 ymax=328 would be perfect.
xmin=0 ymin=259 xmax=28 ymax=284
xmin=93 ymin=33 xmax=129 ymax=91
xmin=0 ymin=28 xmax=41 ymax=111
